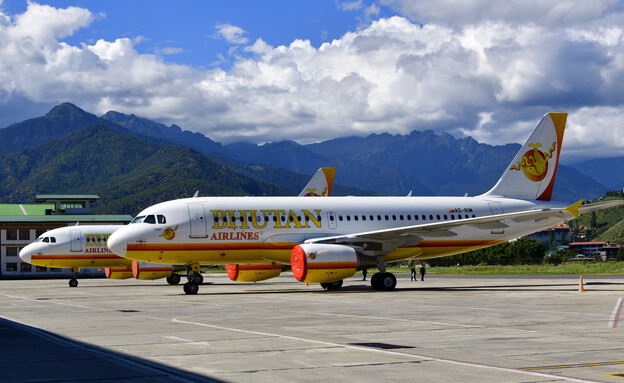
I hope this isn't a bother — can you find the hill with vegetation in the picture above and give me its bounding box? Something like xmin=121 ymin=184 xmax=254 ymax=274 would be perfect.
xmin=0 ymin=124 xmax=288 ymax=215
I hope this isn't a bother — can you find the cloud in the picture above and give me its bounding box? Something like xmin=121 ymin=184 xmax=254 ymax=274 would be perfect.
xmin=215 ymin=23 xmax=248 ymax=44
xmin=338 ymin=0 xmax=364 ymax=11
xmin=1 ymin=2 xmax=624 ymax=162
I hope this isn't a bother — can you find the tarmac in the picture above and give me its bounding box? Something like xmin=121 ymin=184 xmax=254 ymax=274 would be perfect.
xmin=1 ymin=272 xmax=623 ymax=383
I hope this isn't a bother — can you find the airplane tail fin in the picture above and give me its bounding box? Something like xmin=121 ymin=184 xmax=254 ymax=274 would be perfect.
xmin=482 ymin=113 xmax=567 ymax=201
xmin=299 ymin=168 xmax=336 ymax=197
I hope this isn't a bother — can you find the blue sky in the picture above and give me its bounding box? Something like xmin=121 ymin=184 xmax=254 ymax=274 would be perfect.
xmin=2 ymin=0 xmax=391 ymax=68
xmin=1 ymin=0 xmax=624 ymax=162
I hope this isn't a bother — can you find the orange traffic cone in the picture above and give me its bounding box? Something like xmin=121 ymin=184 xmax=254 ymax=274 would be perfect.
xmin=578 ymin=275 xmax=584 ymax=292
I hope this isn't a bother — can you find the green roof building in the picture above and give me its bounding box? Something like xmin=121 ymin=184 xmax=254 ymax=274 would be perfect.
xmin=1 ymin=195 xmax=132 ymax=278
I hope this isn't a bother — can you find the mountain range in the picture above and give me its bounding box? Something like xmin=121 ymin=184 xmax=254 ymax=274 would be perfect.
xmin=0 ymin=103 xmax=619 ymax=216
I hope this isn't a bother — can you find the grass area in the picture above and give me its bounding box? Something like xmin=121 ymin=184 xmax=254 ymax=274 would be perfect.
xmin=383 ymin=262 xmax=624 ymax=275
xmin=205 ymin=262 xmax=624 ymax=275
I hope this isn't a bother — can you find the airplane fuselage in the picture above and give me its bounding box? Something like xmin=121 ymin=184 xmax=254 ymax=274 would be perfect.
xmin=108 ymin=195 xmax=568 ymax=266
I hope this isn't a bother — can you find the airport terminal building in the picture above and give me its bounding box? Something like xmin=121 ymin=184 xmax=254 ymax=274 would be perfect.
xmin=0 ymin=195 xmax=132 ymax=278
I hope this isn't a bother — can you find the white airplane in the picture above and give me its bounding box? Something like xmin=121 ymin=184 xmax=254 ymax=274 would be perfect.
xmin=107 ymin=113 xmax=624 ymax=294
xmin=19 ymin=225 xmax=183 ymax=287
xmin=18 ymin=168 xmax=336 ymax=287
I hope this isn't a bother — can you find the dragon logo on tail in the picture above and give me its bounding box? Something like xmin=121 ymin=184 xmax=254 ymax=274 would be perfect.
xmin=510 ymin=141 xmax=556 ymax=182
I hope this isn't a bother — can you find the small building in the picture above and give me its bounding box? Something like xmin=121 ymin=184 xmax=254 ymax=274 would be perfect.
xmin=567 ymin=242 xmax=607 ymax=257
xmin=527 ymin=226 xmax=571 ymax=247
xmin=0 ymin=195 xmax=132 ymax=278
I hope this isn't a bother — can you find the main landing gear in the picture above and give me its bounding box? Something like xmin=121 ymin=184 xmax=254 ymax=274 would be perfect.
xmin=182 ymin=264 xmax=203 ymax=295
xmin=370 ymin=256 xmax=397 ymax=291
xmin=370 ymin=272 xmax=397 ymax=291
xmin=166 ymin=274 xmax=181 ymax=285
xmin=69 ymin=268 xmax=79 ymax=287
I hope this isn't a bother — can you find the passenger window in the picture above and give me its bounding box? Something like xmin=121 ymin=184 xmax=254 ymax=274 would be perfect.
xmin=354 ymin=215 xmax=359 ymax=221
xmin=377 ymin=215 xmax=381 ymax=221
xmin=444 ymin=215 xmax=448 ymax=220
xmin=451 ymin=214 xmax=455 ymax=220
xmin=400 ymin=215 xmax=404 ymax=220
xmin=392 ymin=215 xmax=397 ymax=220
xmin=385 ymin=215 xmax=389 ymax=221
xmin=436 ymin=215 xmax=440 ymax=220
xmin=362 ymin=215 xmax=366 ymax=221
xmin=429 ymin=215 xmax=433 ymax=220
xmin=157 ymin=215 xmax=166 ymax=224
xmin=370 ymin=215 xmax=374 ymax=221
xmin=414 ymin=215 xmax=418 ymax=221
xmin=339 ymin=215 xmax=343 ymax=221
xmin=458 ymin=214 xmax=462 ymax=219
xmin=407 ymin=215 xmax=411 ymax=220
xmin=422 ymin=215 xmax=426 ymax=220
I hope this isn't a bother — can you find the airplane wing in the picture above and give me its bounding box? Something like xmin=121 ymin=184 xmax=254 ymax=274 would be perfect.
xmin=305 ymin=206 xmax=575 ymax=248
xmin=578 ymin=200 xmax=624 ymax=215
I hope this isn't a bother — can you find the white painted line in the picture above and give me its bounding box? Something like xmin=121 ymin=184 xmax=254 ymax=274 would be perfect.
xmin=608 ymin=297 xmax=623 ymax=328
xmin=170 ymin=315 xmax=600 ymax=383
xmin=19 ymin=204 xmax=27 ymax=215
xmin=164 ymin=335 xmax=210 ymax=346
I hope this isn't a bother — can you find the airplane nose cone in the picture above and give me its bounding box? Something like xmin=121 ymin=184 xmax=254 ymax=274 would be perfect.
xmin=107 ymin=231 xmax=127 ymax=257
xmin=19 ymin=245 xmax=33 ymax=263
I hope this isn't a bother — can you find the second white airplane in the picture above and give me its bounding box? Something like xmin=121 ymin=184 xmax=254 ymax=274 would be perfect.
xmin=107 ymin=113 xmax=623 ymax=294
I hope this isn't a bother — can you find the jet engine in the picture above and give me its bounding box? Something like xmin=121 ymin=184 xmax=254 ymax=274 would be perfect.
xmin=132 ymin=261 xmax=177 ymax=281
xmin=291 ymin=243 xmax=374 ymax=283
xmin=104 ymin=267 xmax=133 ymax=280
xmin=226 ymin=264 xmax=282 ymax=282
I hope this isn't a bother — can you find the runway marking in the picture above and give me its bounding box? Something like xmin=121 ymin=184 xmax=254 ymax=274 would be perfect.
xmin=164 ymin=336 xmax=211 ymax=346
xmin=168 ymin=315 xmax=600 ymax=382
xmin=523 ymin=361 xmax=624 ymax=370
xmin=608 ymin=298 xmax=623 ymax=328
xmin=308 ymin=311 xmax=484 ymax=328
xmin=0 ymin=294 xmax=94 ymax=309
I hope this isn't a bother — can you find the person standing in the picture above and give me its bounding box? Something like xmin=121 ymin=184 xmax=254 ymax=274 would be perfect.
xmin=362 ymin=268 xmax=367 ymax=281
xmin=419 ymin=264 xmax=426 ymax=281
xmin=410 ymin=265 xmax=416 ymax=281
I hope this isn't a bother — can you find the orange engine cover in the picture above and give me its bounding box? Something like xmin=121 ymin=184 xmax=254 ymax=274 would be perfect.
xmin=226 ymin=264 xmax=282 ymax=282
xmin=132 ymin=261 xmax=173 ymax=280
xmin=104 ymin=267 xmax=133 ymax=280
xmin=291 ymin=244 xmax=358 ymax=283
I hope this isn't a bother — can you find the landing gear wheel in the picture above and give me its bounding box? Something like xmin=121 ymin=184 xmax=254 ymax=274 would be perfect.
xmin=183 ymin=282 xmax=199 ymax=295
xmin=320 ymin=282 xmax=329 ymax=290
xmin=167 ymin=274 xmax=181 ymax=285
xmin=69 ymin=279 xmax=78 ymax=288
xmin=326 ymin=280 xmax=343 ymax=290
xmin=371 ymin=273 xmax=382 ymax=290
xmin=188 ymin=272 xmax=203 ymax=284
xmin=380 ymin=273 xmax=397 ymax=290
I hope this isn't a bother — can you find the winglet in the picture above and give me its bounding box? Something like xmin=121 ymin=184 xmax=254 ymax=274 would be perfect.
xmin=565 ymin=200 xmax=584 ymax=219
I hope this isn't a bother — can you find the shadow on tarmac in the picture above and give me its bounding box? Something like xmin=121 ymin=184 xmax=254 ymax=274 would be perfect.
xmin=0 ymin=316 xmax=223 ymax=383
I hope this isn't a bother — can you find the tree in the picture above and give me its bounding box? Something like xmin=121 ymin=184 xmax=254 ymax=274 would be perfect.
xmin=617 ymin=247 xmax=624 ymax=262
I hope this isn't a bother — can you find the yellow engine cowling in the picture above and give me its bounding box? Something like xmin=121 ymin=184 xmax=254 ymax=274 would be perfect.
xmin=226 ymin=264 xmax=282 ymax=282
xmin=132 ymin=261 xmax=173 ymax=280
xmin=104 ymin=267 xmax=133 ymax=280
xmin=291 ymin=244 xmax=358 ymax=283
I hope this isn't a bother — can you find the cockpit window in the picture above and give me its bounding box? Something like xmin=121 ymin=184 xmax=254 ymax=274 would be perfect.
xmin=50 ymin=237 xmax=56 ymax=243
xmin=144 ymin=215 xmax=156 ymax=224
xmin=157 ymin=215 xmax=166 ymax=224
xmin=131 ymin=216 xmax=146 ymax=224
xmin=42 ymin=237 xmax=48 ymax=243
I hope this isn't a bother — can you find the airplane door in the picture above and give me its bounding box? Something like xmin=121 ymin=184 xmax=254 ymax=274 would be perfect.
xmin=188 ymin=204 xmax=207 ymax=238
xmin=488 ymin=202 xmax=504 ymax=215
xmin=70 ymin=229 xmax=82 ymax=252
xmin=327 ymin=211 xmax=337 ymax=229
